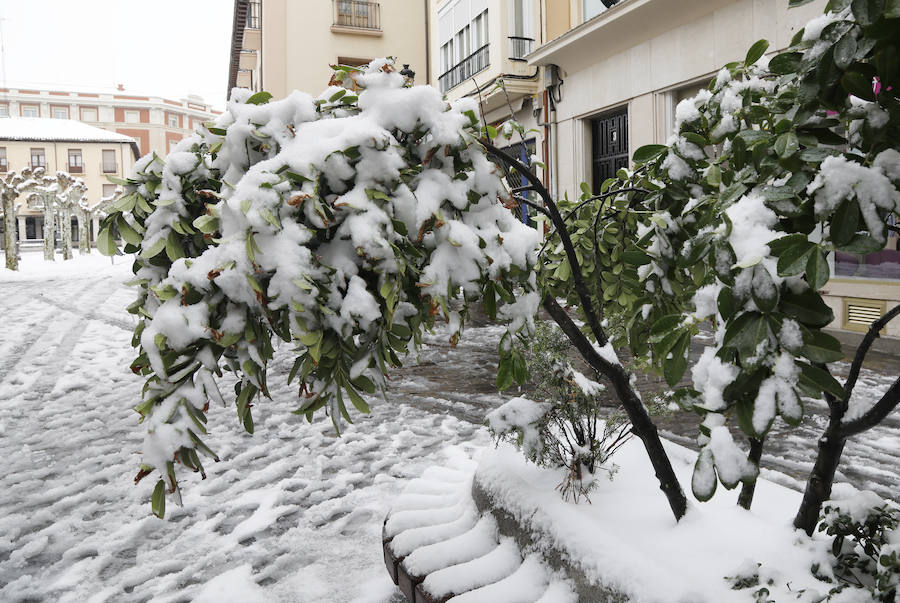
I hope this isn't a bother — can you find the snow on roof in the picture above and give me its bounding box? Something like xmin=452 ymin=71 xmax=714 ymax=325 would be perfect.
xmin=0 ymin=117 xmax=138 ymax=145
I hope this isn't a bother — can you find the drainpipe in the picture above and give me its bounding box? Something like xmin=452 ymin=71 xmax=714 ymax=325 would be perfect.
xmin=424 ymin=0 xmax=431 ymax=85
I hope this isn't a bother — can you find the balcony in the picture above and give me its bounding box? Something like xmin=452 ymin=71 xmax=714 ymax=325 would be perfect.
xmin=246 ymin=1 xmax=260 ymax=29
xmin=332 ymin=0 xmax=381 ymax=33
xmin=438 ymin=44 xmax=490 ymax=94
xmin=509 ymin=36 xmax=534 ymax=60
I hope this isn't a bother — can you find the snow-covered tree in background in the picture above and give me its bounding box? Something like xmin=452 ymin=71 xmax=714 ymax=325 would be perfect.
xmin=99 ymin=60 xmax=541 ymax=516
xmin=18 ymin=167 xmax=61 ymax=262
xmin=56 ymin=173 xmax=87 ymax=261
xmin=77 ymin=185 xmax=120 ymax=255
xmin=1 ymin=170 xmax=24 ymax=271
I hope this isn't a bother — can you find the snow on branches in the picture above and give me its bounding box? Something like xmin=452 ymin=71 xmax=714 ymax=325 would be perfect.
xmin=100 ymin=59 xmax=541 ymax=516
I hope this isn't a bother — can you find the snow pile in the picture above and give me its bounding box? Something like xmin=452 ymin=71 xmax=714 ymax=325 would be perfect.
xmin=475 ymin=442 xmax=840 ymax=602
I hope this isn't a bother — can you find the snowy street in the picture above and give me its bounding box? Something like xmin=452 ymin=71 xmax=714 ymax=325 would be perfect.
xmin=0 ymin=252 xmax=898 ymax=602
xmin=0 ymin=253 xmax=508 ymax=603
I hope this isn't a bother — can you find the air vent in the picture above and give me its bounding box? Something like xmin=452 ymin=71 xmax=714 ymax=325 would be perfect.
xmin=843 ymin=298 xmax=886 ymax=333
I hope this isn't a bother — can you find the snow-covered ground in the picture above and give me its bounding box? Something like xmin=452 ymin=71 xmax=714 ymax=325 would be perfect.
xmin=1 ymin=251 xmax=897 ymax=602
xmin=0 ymin=251 xmax=504 ymax=602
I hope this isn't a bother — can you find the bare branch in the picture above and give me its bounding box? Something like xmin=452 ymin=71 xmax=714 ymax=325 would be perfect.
xmin=841 ymin=377 xmax=900 ymax=438
xmin=842 ymin=303 xmax=900 ymax=406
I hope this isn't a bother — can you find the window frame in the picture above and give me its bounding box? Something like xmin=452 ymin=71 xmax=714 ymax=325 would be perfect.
xmin=30 ymin=148 xmax=46 ymax=169
xmin=68 ymin=148 xmax=83 ymax=173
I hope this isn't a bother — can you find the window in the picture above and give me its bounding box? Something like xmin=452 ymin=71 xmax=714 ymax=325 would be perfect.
xmin=124 ymin=110 xmax=140 ymax=124
xmin=0 ymin=148 xmax=7 ymax=172
xmin=21 ymin=105 xmax=39 ymax=117
xmin=52 ymin=106 xmax=69 ymax=119
xmin=80 ymin=107 xmax=98 ymax=121
xmin=474 ymin=10 xmax=489 ymax=49
xmin=102 ymin=183 xmax=117 ymax=199
xmin=167 ymin=114 xmax=180 ymax=128
xmin=68 ymin=149 xmax=83 ymax=173
xmin=102 ymin=149 xmax=117 ymax=173
xmin=456 ymin=25 xmax=471 ymax=62
xmin=583 ymin=0 xmax=610 ymax=21
xmin=0 ymin=104 xmax=8 ymax=118
xmin=31 ymin=148 xmax=46 ymax=169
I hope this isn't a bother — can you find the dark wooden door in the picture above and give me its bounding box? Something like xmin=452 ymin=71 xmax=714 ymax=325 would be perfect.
xmin=591 ymin=108 xmax=629 ymax=193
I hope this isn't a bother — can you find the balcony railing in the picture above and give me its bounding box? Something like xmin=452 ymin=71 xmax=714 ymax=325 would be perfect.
xmin=509 ymin=36 xmax=534 ymax=60
xmin=333 ymin=0 xmax=381 ymax=30
xmin=246 ymin=1 xmax=260 ymax=29
xmin=438 ymin=44 xmax=490 ymax=94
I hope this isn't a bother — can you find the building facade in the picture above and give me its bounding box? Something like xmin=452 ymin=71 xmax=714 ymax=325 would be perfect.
xmin=228 ymin=0 xmax=429 ymax=100
xmin=0 ymin=118 xmax=139 ymax=245
xmin=0 ymin=87 xmax=221 ymax=158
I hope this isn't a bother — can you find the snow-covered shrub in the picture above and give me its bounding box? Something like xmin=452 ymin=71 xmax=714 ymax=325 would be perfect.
xmin=99 ymin=60 xmax=541 ymax=516
xmin=487 ymin=322 xmax=631 ymax=502
xmin=600 ymin=0 xmax=900 ymax=521
xmin=817 ymin=492 xmax=900 ymax=600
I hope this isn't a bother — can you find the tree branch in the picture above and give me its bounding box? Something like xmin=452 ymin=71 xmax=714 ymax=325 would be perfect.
xmin=841 ymin=377 xmax=900 ymax=438
xmin=842 ymin=303 xmax=900 ymax=406
xmin=481 ymin=141 xmax=609 ymax=346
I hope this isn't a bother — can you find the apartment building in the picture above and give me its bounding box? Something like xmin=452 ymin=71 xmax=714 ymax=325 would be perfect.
xmin=0 ymin=87 xmax=221 ymax=158
xmin=0 ymin=118 xmax=139 ymax=245
xmin=432 ymin=0 xmax=546 ymax=224
xmin=228 ymin=0 xmax=429 ymax=100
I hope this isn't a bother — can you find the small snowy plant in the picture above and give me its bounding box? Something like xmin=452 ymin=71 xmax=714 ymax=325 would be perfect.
xmin=817 ymin=492 xmax=900 ymax=600
xmin=487 ymin=322 xmax=631 ymax=502
xmin=99 ymin=60 xmax=541 ymax=516
xmin=598 ymin=0 xmax=900 ymax=528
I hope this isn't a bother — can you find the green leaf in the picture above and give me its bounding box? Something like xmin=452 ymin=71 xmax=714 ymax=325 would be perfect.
xmin=663 ymin=332 xmax=691 ymax=387
xmin=798 ymin=362 xmax=845 ymax=399
xmin=497 ymin=355 xmax=514 ymax=391
xmin=768 ymin=52 xmax=803 ymax=75
xmin=633 ymin=144 xmax=668 ymax=163
xmin=774 ymin=132 xmax=800 ymax=158
xmin=329 ymin=89 xmax=347 ymax=102
xmin=805 ymin=248 xmax=830 ymax=289
xmin=192 ymin=214 xmax=219 ymax=234
xmin=768 ymin=234 xmax=809 ymax=257
xmin=346 ymin=385 xmax=371 ymax=414
xmin=833 ymin=32 xmax=858 ymax=69
xmin=165 ymin=231 xmax=185 ymax=262
xmin=751 ymin=264 xmax=779 ymax=313
xmin=151 ymin=479 xmax=166 ymax=519
xmin=801 ymin=330 xmax=845 ymax=363
xmin=97 ymin=226 xmax=119 ymax=256
xmin=777 ymin=241 xmax=815 ymax=276
xmin=706 ymin=164 xmax=722 ymax=187
xmin=851 ymin=0 xmax=884 ymax=25
xmin=650 ymin=315 xmax=684 ymax=343
xmin=887 ymin=0 xmax=900 ymax=16
xmin=842 ymin=71 xmax=877 ymax=101
xmin=246 ymin=91 xmax=273 ymax=105
xmin=838 ymin=234 xmax=884 ymax=254
xmin=780 ymin=290 xmax=834 ymax=328
xmin=830 ymin=199 xmax=860 ymax=246
xmin=117 ymin=216 xmax=142 ymax=246
xmin=745 ymin=39 xmax=770 ymax=66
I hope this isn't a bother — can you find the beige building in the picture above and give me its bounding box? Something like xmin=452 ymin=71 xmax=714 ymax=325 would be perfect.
xmin=0 ymin=87 xmax=221 ymax=158
xmin=229 ymin=0 xmax=429 ymax=100
xmin=0 ymin=118 xmax=139 ymax=245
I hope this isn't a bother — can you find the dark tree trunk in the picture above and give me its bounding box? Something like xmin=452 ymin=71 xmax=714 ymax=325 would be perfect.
xmin=737 ymin=437 xmax=763 ymax=510
xmin=793 ymin=427 xmax=845 ymax=535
